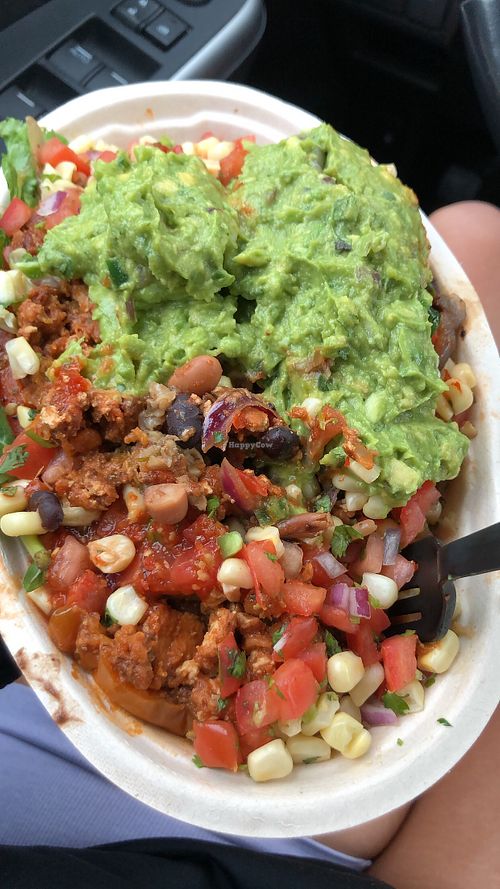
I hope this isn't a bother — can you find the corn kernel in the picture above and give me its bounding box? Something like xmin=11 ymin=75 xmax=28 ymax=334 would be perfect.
xmin=446 ymin=379 xmax=474 ymax=415
xmin=397 ymin=679 xmax=424 ymax=713
xmin=350 ymin=662 xmax=385 ymax=707
xmin=0 ymin=270 xmax=32 ymax=307
xmin=217 ymin=558 xmax=253 ymax=589
xmin=301 ymin=692 xmax=339 ymax=736
xmin=0 ymin=480 xmax=28 ymax=517
xmin=105 ymin=585 xmax=147 ymax=626
xmin=1 ymin=510 xmax=46 ymax=536
xmin=88 ymin=534 xmax=136 ymax=574
xmin=5 ymin=336 xmax=40 ymax=379
xmin=342 ymin=726 xmax=372 ymax=759
xmin=349 ymin=460 xmax=381 ymax=484
xmin=247 ymin=739 xmax=294 ymax=782
xmin=452 ymin=362 xmax=476 ymax=389
xmin=207 ymin=140 xmax=235 ymax=161
xmin=245 ymin=525 xmax=284 ymax=558
xmin=417 ymin=630 xmax=460 ymax=674
xmin=62 ymin=506 xmax=101 ymax=526
xmin=344 ymin=491 xmax=368 ymax=511
xmin=362 ymin=572 xmax=398 ymax=609
xmin=338 ymin=695 xmax=361 ymax=722
xmin=436 ymin=393 xmax=454 ymax=421
xmin=362 ymin=495 xmax=391 ymax=519
xmin=331 ymin=472 xmax=367 ymax=493
xmin=320 ymin=711 xmax=361 ymax=751
xmin=195 ymin=136 xmax=220 ymax=158
xmin=327 ymin=651 xmax=364 ymax=693
xmin=278 ymin=718 xmax=302 ymax=738
xmin=285 ymin=734 xmax=331 ymax=764
xmin=301 ymin=397 xmax=323 ymax=418
xmin=123 ymin=484 xmax=146 ymax=522
xmin=16 ymin=405 xmax=34 ymax=429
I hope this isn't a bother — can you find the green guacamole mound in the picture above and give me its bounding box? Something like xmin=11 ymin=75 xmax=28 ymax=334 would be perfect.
xmin=37 ymin=125 xmax=468 ymax=505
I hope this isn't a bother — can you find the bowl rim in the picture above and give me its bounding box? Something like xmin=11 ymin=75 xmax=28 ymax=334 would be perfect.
xmin=0 ymin=80 xmax=499 ymax=838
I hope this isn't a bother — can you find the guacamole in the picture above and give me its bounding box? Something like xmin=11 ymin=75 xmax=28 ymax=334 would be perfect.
xmin=36 ymin=125 xmax=468 ymax=504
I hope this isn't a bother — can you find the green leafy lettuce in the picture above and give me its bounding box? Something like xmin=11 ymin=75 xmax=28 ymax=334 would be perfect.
xmin=0 ymin=118 xmax=39 ymax=207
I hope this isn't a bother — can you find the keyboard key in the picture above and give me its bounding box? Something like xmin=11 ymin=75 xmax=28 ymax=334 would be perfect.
xmin=85 ymin=69 xmax=129 ymax=91
xmin=145 ymin=11 xmax=187 ymax=49
xmin=114 ymin=0 xmax=160 ymax=30
xmin=49 ymin=41 xmax=101 ymax=84
xmin=0 ymin=85 xmax=45 ymax=119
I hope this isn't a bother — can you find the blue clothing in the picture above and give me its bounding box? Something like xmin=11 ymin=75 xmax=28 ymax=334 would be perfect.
xmin=0 ymin=683 xmax=370 ymax=869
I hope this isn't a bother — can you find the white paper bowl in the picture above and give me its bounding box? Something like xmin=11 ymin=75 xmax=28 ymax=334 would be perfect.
xmin=0 ymin=81 xmax=499 ymax=838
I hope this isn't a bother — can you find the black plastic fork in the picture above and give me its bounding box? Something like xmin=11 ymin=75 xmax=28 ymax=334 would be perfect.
xmin=386 ymin=522 xmax=500 ymax=643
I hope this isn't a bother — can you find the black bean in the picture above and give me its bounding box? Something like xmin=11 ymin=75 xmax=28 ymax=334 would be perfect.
xmin=28 ymin=491 xmax=63 ymax=532
xmin=164 ymin=394 xmax=203 ymax=450
xmin=259 ymin=426 xmax=301 ymax=460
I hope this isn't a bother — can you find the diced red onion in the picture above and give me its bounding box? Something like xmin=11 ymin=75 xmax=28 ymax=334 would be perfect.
xmin=37 ymin=191 xmax=67 ymax=217
xmin=312 ymin=550 xmax=345 ymax=581
xmin=202 ymin=388 xmax=279 ymax=452
xmin=84 ymin=150 xmax=101 ymax=161
xmin=361 ymin=702 xmax=398 ymax=726
xmin=349 ymin=586 xmax=371 ymax=619
xmin=327 ymin=582 xmax=350 ymax=611
xmin=220 ymin=458 xmax=255 ymax=514
xmin=383 ymin=527 xmax=401 ymax=565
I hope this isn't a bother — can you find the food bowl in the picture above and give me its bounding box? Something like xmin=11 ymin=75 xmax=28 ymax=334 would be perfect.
xmin=0 ymin=80 xmax=499 ymax=838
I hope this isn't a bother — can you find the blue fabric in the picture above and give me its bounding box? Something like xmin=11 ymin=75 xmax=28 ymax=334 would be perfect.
xmin=0 ymin=683 xmax=370 ymax=870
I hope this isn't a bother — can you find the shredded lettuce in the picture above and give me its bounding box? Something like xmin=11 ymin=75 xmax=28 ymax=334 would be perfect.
xmin=0 ymin=118 xmax=39 ymax=207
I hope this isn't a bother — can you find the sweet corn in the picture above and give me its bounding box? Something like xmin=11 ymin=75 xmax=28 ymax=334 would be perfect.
xmin=362 ymin=572 xmax=399 ymax=609
xmin=350 ymin=662 xmax=385 ymax=707
xmin=245 ymin=525 xmax=284 ymax=558
xmin=342 ymin=727 xmax=372 ymax=759
xmin=0 ymin=269 xmax=32 ymax=307
xmin=0 ymin=306 xmax=18 ymax=334
xmin=285 ymin=484 xmax=303 ymax=503
xmin=55 ymin=161 xmax=76 ymax=180
xmin=352 ymin=519 xmax=377 ymax=537
xmin=397 ymin=679 xmax=424 ymax=713
xmin=88 ymin=534 xmax=136 ymax=574
xmin=123 ymin=485 xmax=146 ymax=522
xmin=331 ymin=472 xmax=367 ymax=493
xmin=202 ymin=158 xmax=220 ymax=175
xmin=446 ymin=379 xmax=474 ymax=415
xmin=327 ymin=651 xmax=364 ymax=693
xmin=181 ymin=141 xmax=195 ymax=155
xmin=27 ymin=587 xmax=52 ymax=615
xmin=278 ymin=718 xmax=302 ymax=738
xmin=1 ymin=510 xmax=45 ymax=536
xmin=285 ymin=734 xmax=331 ymax=764
xmin=435 ymin=393 xmax=454 ymax=421
xmin=301 ymin=397 xmax=323 ymax=418
xmin=195 ymin=136 xmax=220 ymax=158
xmin=16 ymin=405 xmax=34 ymax=429
xmin=0 ymin=480 xmax=28 ymax=517
xmin=301 ymin=692 xmax=339 ymax=736
xmin=206 ymin=140 xmax=235 ymax=161
xmin=105 ymin=585 xmax=147 ymax=626
xmin=349 ymin=460 xmax=381 ymax=485
xmin=247 ymin=739 xmax=294 ymax=782
xmin=62 ymin=506 xmax=101 ymax=526
xmin=5 ymin=337 xmax=40 ymax=379
xmin=338 ymin=695 xmax=362 ymax=722
xmin=217 ymin=558 xmax=253 ymax=589
xmin=320 ymin=711 xmax=368 ymax=757
xmin=452 ymin=362 xmax=476 ymax=389
xmin=362 ymin=495 xmax=391 ymax=519
xmin=417 ymin=629 xmax=460 ymax=674
xmin=344 ymin=491 xmax=368 ymax=511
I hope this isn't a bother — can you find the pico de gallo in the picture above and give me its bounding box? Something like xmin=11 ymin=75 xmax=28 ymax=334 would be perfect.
xmin=0 ymin=115 xmax=476 ymax=781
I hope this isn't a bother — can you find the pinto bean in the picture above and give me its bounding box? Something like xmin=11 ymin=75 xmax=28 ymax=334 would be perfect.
xmin=276 ymin=512 xmax=331 ymax=541
xmin=144 ymin=483 xmax=189 ymax=525
xmin=168 ymin=355 xmax=222 ymax=396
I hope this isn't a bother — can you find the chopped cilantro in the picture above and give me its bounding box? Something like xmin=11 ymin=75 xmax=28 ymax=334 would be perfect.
xmin=272 ymin=625 xmax=285 ymax=646
xmin=228 ymin=649 xmax=246 ymax=678
xmin=1 ymin=486 xmax=17 ymax=497
xmin=206 ymin=496 xmax=220 ymax=518
xmin=317 ymin=374 xmax=331 ymax=392
xmin=368 ymin=594 xmax=381 ymax=609
xmin=265 ymin=551 xmax=278 ymax=562
xmin=0 ymin=407 xmax=14 ymax=453
xmin=22 ymin=563 xmax=45 ymax=593
xmin=216 ymin=696 xmax=227 ymax=712
xmin=255 ymin=495 xmax=291 ymax=527
xmin=238 ymin=764 xmax=248 ymax=772
xmin=382 ymin=692 xmax=410 ymax=716
xmin=428 ymin=305 xmax=441 ymax=336
xmin=102 ymin=609 xmax=118 ymax=628
xmin=301 ymin=704 xmax=317 ymax=724
xmin=213 ymin=431 xmax=225 ymax=444
xmin=423 ymin=675 xmax=436 ymax=688
xmin=25 ymin=430 xmax=57 ymax=449
xmin=325 ymin=630 xmax=342 ymax=657
xmin=397 ymin=738 xmax=404 ymax=747
xmin=437 ymin=717 xmax=452 ymax=727
xmin=192 ymin=754 xmax=205 ymax=768
xmin=274 ymin=686 xmax=286 ymax=700
xmin=106 ymin=258 xmax=128 ymax=288
xmin=0 ymin=445 xmax=28 ymax=485
xmin=303 ymin=756 xmax=320 ymax=764
xmin=331 ymin=524 xmax=363 ymax=558
xmin=318 ymin=677 xmax=328 ymax=690
xmin=314 ymin=493 xmax=331 ymax=513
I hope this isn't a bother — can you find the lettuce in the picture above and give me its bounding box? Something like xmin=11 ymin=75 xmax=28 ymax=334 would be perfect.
xmin=0 ymin=118 xmax=39 ymax=207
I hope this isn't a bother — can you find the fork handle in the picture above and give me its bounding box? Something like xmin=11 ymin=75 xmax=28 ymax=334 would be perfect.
xmin=440 ymin=522 xmax=500 ymax=580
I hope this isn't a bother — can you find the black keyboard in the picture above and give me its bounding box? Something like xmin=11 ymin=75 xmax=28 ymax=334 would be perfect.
xmin=0 ymin=0 xmax=266 ymax=120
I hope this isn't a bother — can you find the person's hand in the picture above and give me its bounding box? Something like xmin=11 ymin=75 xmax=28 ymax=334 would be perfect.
xmin=0 ymin=634 xmax=20 ymax=688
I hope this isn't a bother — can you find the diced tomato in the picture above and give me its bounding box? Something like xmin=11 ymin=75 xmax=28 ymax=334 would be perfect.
xmin=218 ymin=632 xmax=246 ymax=698
xmin=66 ymin=569 xmax=109 ymax=614
xmin=274 ymin=616 xmax=318 ymax=659
xmin=238 ymin=725 xmax=275 ymax=759
xmin=348 ymin=621 xmax=381 ymax=666
xmin=182 ymin=514 xmax=225 ymax=544
xmin=319 ymin=602 xmax=359 ymax=635
xmin=382 ymin=554 xmax=416 ymax=590
xmin=242 ymin=540 xmax=284 ymax=613
xmin=368 ymin=607 xmax=391 ymax=635
xmin=192 ymin=720 xmax=240 ymax=772
xmin=395 ymin=481 xmax=440 ymax=548
xmin=296 ymin=642 xmax=327 ymax=682
xmin=235 ymin=679 xmax=281 ymax=735
xmin=271 ymin=659 xmax=318 ymax=722
xmin=219 ymin=135 xmax=255 ymax=186
xmin=350 ymin=534 xmax=384 ymax=579
xmin=166 ymin=536 xmax=222 ymax=599
xmin=0 ymin=197 xmax=32 ymax=236
xmin=38 ymin=137 xmax=91 ymax=177
xmin=1 ymin=431 xmax=60 ymax=480
xmin=381 ymin=634 xmax=417 ymax=692
xmin=283 ymin=580 xmax=326 ymax=616
xmin=43 ymin=189 xmax=81 ymax=230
